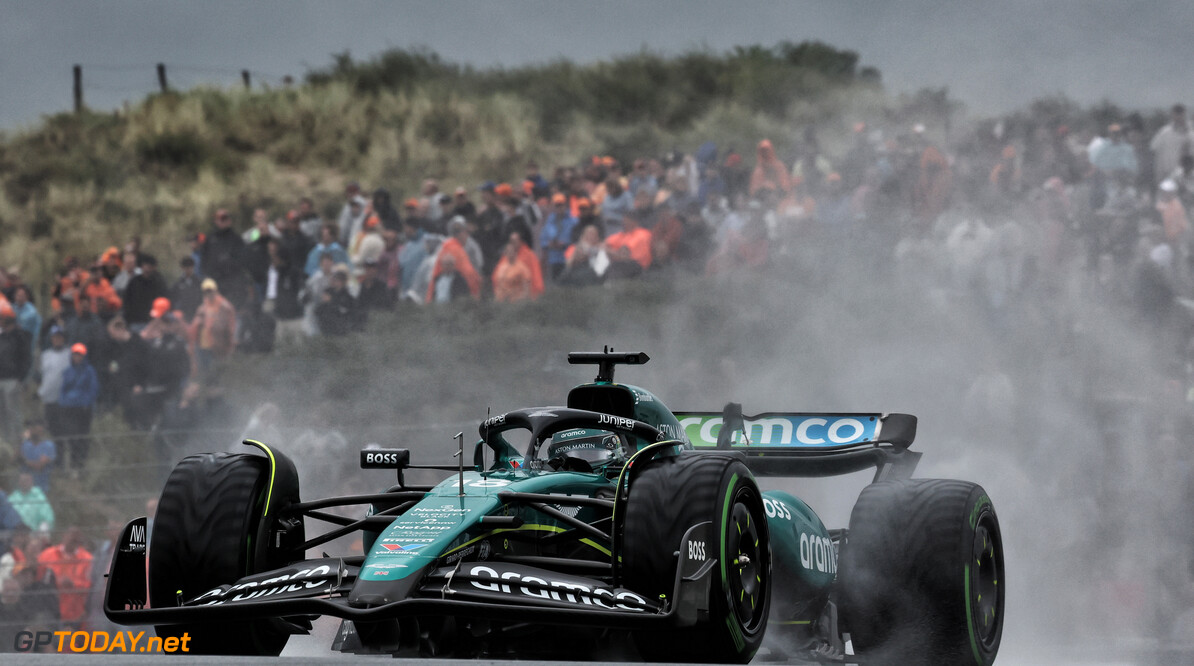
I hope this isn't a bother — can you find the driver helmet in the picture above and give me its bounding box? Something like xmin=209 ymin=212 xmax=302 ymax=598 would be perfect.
xmin=546 ymin=428 xmax=624 ymax=470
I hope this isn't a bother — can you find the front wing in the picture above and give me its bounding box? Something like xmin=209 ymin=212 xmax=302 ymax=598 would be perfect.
xmin=104 ymin=516 xmax=716 ymax=631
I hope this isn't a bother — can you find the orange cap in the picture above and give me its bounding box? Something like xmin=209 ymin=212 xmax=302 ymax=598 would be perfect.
xmin=403 ymin=197 xmax=420 ymax=209
xmin=577 ymin=197 xmax=593 ymax=209
xmin=150 ymin=297 xmax=171 ymax=319
xmin=0 ymin=302 xmax=14 ymax=319
xmin=495 ymin=183 xmax=514 ymax=198
xmin=71 ymin=342 xmax=88 ymax=356
xmin=551 ymin=193 xmax=567 ymax=205
xmin=364 ymin=215 xmax=380 ymax=229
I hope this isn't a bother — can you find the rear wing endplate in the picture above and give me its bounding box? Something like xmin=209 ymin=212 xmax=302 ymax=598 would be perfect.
xmin=674 ymin=404 xmax=920 ymax=481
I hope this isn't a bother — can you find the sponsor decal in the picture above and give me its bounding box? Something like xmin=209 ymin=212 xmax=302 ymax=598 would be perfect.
xmin=483 ymin=414 xmax=506 ymax=428
xmin=444 ymin=545 xmax=475 ymax=564
xmin=526 ymin=410 xmax=558 ymax=418
xmin=411 ymin=505 xmax=471 ymax=515
xmin=382 ymin=537 xmax=436 ymax=543
xmin=687 ymin=540 xmax=706 ymax=561
xmin=121 ymin=523 xmax=146 ymax=554
xmin=763 ymin=498 xmax=792 ymax=521
xmin=597 ymin=414 xmax=637 ymax=431
xmin=386 ymin=524 xmax=455 ymax=536
xmin=556 ymin=429 xmax=591 ymax=440
xmin=362 ymin=451 xmax=405 ymax=465
xmin=190 ymin=565 xmax=332 ymax=606
xmin=478 ymin=541 xmax=491 ymax=560
xmin=381 ymin=543 xmax=427 ymax=553
xmin=466 ymin=565 xmax=647 ymax=611
xmin=799 ymin=533 xmax=837 ymax=575
xmin=679 ymin=415 xmax=878 ymax=448
xmin=656 ymin=422 xmax=683 ymax=441
xmin=366 ymin=562 xmax=408 ymax=570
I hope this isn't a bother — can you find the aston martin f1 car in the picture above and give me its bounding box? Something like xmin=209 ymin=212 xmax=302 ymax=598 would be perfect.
xmin=104 ymin=350 xmax=1004 ymax=664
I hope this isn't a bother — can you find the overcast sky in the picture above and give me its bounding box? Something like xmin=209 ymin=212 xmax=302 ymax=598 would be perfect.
xmin=2 ymin=0 xmax=1192 ymax=132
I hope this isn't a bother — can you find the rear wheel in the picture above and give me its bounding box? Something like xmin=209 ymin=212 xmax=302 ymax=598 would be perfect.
xmin=839 ymin=479 xmax=1004 ymax=665
xmin=623 ymin=453 xmax=770 ymax=663
xmin=148 ymin=452 xmax=292 ymax=655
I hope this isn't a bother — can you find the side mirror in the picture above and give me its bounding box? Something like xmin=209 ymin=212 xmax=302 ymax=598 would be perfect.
xmin=473 ymin=440 xmax=486 ymax=471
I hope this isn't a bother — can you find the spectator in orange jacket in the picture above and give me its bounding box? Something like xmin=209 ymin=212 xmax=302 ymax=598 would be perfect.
xmin=493 ymin=236 xmax=535 ymax=303
xmin=513 ymin=233 xmax=543 ymax=298
xmin=427 ymin=221 xmax=481 ymax=301
xmin=605 ymin=212 xmax=653 ymax=278
xmin=58 ymin=268 xmax=122 ymax=322
xmin=37 ymin=527 xmax=93 ymax=629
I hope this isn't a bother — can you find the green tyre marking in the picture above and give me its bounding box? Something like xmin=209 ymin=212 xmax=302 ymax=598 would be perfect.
xmin=964 ymin=562 xmax=984 ymax=665
xmin=720 ymin=472 xmax=750 ymax=653
xmin=244 ymin=440 xmax=278 ymax=517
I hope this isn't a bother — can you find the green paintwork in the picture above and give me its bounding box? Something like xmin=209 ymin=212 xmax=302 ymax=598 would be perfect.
xmin=762 ymin=490 xmax=836 ymax=591
xmin=568 ymin=382 xmax=691 ymax=447
xmin=359 ymin=468 xmax=612 ymax=582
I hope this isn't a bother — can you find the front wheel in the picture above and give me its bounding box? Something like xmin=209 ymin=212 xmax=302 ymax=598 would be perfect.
xmin=148 ymin=452 xmax=296 ymax=655
xmin=622 ymin=453 xmax=771 ymax=663
xmin=839 ymin=479 xmax=1004 ymax=665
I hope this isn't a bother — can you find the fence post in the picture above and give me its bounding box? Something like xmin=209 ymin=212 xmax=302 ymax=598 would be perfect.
xmin=157 ymin=63 xmax=168 ymax=92
xmin=73 ymin=64 xmax=83 ymax=113
xmin=242 ymin=69 xmax=251 ymax=89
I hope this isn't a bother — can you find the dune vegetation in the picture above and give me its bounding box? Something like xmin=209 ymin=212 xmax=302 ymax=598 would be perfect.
xmin=0 ymin=41 xmax=946 ymax=292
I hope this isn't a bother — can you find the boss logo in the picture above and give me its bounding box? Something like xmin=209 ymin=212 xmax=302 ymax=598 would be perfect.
xmin=360 ymin=449 xmax=410 ymax=468
xmin=687 ymin=540 xmax=706 ymax=561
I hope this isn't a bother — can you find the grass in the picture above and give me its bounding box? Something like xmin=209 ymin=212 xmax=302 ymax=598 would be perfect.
xmin=0 ymin=42 xmax=903 ymax=291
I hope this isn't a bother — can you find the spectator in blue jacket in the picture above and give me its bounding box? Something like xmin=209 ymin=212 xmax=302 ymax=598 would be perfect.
xmin=11 ymin=286 xmax=40 ymax=360
xmin=58 ymin=343 xmax=98 ymax=470
xmin=541 ymin=193 xmax=578 ymax=280
xmin=304 ymin=224 xmax=350 ymax=276
xmin=20 ymin=420 xmax=57 ymax=492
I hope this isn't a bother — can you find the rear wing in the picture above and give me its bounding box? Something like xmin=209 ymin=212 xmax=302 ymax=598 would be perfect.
xmin=674 ymin=404 xmax=921 ymax=482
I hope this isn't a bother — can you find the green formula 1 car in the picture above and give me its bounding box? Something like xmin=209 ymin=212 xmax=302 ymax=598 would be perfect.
xmin=104 ymin=350 xmax=1004 ymax=664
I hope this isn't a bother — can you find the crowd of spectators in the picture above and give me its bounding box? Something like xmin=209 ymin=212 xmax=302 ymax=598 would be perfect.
xmin=3 ymin=100 xmax=1194 ymax=640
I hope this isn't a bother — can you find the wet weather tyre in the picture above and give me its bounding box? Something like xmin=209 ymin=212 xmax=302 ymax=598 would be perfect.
xmin=623 ymin=453 xmax=770 ymax=663
xmin=839 ymin=479 xmax=1004 ymax=665
xmin=148 ymin=452 xmax=290 ymax=656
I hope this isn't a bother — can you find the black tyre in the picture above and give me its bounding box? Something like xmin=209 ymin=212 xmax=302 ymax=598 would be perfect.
xmin=839 ymin=479 xmax=1004 ymax=665
xmin=148 ymin=452 xmax=291 ymax=655
xmin=623 ymin=453 xmax=770 ymax=663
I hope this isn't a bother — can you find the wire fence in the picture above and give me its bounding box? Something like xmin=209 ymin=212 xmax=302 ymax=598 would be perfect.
xmin=67 ymin=62 xmax=297 ymax=115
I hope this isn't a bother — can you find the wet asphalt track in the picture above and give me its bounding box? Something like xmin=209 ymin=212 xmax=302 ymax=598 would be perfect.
xmin=0 ymin=655 xmax=1178 ymax=665
xmin=6 ymin=643 xmax=1193 ymax=665
xmin=6 ymin=621 xmax=1193 ymax=665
